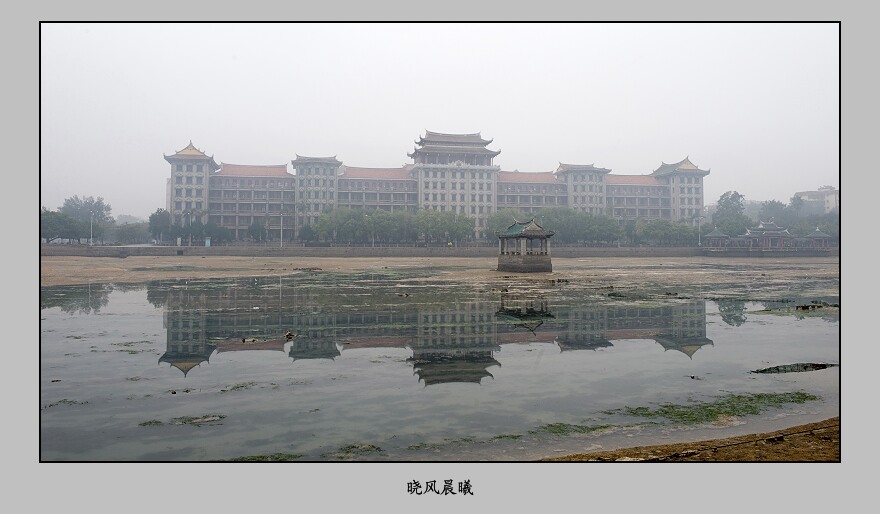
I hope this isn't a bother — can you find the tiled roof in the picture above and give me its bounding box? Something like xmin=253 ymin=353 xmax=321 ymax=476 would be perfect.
xmin=173 ymin=141 xmax=208 ymax=157
xmin=418 ymin=131 xmax=493 ymax=145
xmin=339 ymin=165 xmax=414 ymax=180
xmin=292 ymin=155 xmax=341 ymax=164
xmin=408 ymin=145 xmax=500 ymax=155
xmin=554 ymin=163 xmax=611 ymax=174
xmin=163 ymin=141 xmax=219 ymax=169
xmin=497 ymin=171 xmax=558 ymax=183
xmin=215 ymin=163 xmax=292 ymax=177
xmin=499 ymin=219 xmax=554 ymax=238
xmin=605 ymin=174 xmax=661 ymax=185
xmin=652 ymin=157 xmax=709 ymax=176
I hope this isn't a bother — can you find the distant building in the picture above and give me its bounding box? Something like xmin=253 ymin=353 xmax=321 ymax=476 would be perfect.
xmin=164 ymin=133 xmax=710 ymax=241
xmin=793 ymin=185 xmax=839 ymax=214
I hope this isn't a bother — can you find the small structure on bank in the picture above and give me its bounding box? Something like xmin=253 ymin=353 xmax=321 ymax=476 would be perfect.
xmin=497 ymin=219 xmax=554 ymax=272
xmin=702 ymin=219 xmax=836 ymax=256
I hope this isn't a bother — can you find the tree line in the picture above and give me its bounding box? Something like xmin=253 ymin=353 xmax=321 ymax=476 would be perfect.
xmin=41 ymin=191 xmax=839 ymax=246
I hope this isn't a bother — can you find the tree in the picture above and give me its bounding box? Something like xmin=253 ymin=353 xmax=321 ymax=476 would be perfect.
xmin=759 ymin=200 xmax=787 ymax=223
xmin=41 ymin=207 xmax=80 ymax=243
xmin=713 ymin=191 xmax=746 ymax=222
xmin=59 ymin=195 xmax=114 ymax=242
xmin=789 ymin=195 xmax=805 ymax=218
xmin=149 ymin=209 xmax=171 ymax=242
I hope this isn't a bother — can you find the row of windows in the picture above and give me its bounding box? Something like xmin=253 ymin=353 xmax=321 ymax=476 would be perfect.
xmin=679 ymin=187 xmax=702 ymax=195
xmin=423 ymin=193 xmax=493 ymax=203
xmin=175 ymin=164 xmax=205 ymax=172
xmin=173 ymin=201 xmax=203 ymax=211
xmin=173 ymin=188 xmax=203 ymax=198
xmin=424 ymin=181 xmax=492 ymax=191
xmin=175 ymin=175 xmax=204 ymax=185
xmin=422 ymin=170 xmax=493 ymax=180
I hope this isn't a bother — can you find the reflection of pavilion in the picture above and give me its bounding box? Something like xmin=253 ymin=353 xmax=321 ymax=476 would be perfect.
xmin=158 ymin=342 xmax=217 ymax=377
xmin=495 ymin=299 xmax=555 ymax=334
xmin=408 ymin=347 xmax=501 ymax=386
xmin=654 ymin=334 xmax=714 ymax=359
xmin=288 ymin=339 xmax=342 ymax=361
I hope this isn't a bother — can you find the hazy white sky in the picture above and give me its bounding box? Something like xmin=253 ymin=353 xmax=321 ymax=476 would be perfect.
xmin=40 ymin=22 xmax=839 ymax=220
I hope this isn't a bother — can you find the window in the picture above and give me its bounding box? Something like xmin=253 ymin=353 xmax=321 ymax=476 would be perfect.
xmin=175 ymin=176 xmax=182 ymax=184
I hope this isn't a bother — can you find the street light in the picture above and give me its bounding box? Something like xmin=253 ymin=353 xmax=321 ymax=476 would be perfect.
xmin=89 ymin=211 xmax=94 ymax=246
xmin=697 ymin=215 xmax=705 ymax=247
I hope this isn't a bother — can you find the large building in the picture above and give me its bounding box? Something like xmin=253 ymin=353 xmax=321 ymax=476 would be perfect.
xmin=164 ymin=131 xmax=710 ymax=240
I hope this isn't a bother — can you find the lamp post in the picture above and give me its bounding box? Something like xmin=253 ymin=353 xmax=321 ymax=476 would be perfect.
xmin=697 ymin=215 xmax=704 ymax=247
xmin=89 ymin=211 xmax=94 ymax=246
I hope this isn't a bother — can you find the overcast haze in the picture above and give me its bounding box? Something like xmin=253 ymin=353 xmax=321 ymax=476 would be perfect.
xmin=40 ymin=22 xmax=839 ymax=220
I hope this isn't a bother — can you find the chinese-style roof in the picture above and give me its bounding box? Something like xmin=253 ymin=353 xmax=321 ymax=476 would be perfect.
xmin=605 ymin=174 xmax=662 ymax=186
xmin=742 ymin=219 xmax=793 ymax=238
xmin=497 ymin=171 xmax=558 ymax=183
xmin=651 ymin=157 xmax=710 ymax=177
xmin=339 ymin=165 xmax=415 ymax=180
xmin=215 ymin=163 xmax=292 ymax=177
xmin=408 ymin=145 xmax=501 ymax=156
xmin=291 ymin=155 xmax=342 ymax=165
xmin=499 ymin=218 xmax=554 ymax=238
xmin=163 ymin=141 xmax=220 ymax=169
xmin=417 ymin=130 xmax=493 ymax=146
xmin=806 ymin=227 xmax=832 ymax=238
xmin=704 ymin=227 xmax=729 ymax=238
xmin=554 ymin=163 xmax=612 ymax=174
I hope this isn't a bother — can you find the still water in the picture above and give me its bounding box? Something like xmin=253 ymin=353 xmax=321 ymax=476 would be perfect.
xmin=40 ymin=269 xmax=839 ymax=461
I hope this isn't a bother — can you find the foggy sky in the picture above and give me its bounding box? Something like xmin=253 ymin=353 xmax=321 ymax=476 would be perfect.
xmin=40 ymin=22 xmax=840 ymax=220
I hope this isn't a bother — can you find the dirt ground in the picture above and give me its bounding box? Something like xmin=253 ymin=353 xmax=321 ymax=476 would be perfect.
xmin=39 ymin=254 xmax=841 ymax=461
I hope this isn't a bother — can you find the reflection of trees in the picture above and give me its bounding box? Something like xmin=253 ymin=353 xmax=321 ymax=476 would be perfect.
xmin=716 ymin=300 xmax=747 ymax=326
xmin=146 ymin=280 xmax=174 ymax=308
xmin=40 ymin=284 xmax=113 ymax=314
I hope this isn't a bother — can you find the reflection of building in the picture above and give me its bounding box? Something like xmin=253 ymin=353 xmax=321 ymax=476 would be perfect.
xmin=154 ymin=274 xmax=715 ymax=379
xmin=163 ymin=133 xmax=711 ymax=241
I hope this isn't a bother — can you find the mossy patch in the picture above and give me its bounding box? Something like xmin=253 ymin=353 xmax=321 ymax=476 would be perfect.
xmin=322 ymin=443 xmax=384 ymax=459
xmin=220 ymin=382 xmax=257 ymax=393
xmin=139 ymin=420 xmax=163 ymax=426
xmin=42 ymin=399 xmax=88 ymax=410
xmin=530 ymin=423 xmax=612 ymax=436
xmin=490 ymin=434 xmax=523 ymax=441
xmin=224 ymin=453 xmax=303 ymax=462
xmin=169 ymin=414 xmax=226 ymax=425
xmin=606 ymin=392 xmax=820 ymax=425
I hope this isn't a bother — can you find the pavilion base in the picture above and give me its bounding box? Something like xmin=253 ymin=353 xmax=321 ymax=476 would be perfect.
xmin=497 ymin=254 xmax=552 ymax=273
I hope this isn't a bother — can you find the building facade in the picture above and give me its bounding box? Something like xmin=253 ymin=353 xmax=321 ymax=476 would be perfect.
xmin=165 ymin=132 xmax=710 ymax=241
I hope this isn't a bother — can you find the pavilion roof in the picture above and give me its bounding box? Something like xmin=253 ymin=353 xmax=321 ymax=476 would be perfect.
xmin=163 ymin=141 xmax=220 ymax=169
xmin=499 ymin=218 xmax=554 ymax=238
xmin=416 ymin=130 xmax=493 ymax=146
xmin=651 ymin=157 xmax=710 ymax=177
xmin=554 ymin=162 xmax=611 ymax=174
xmin=806 ymin=227 xmax=832 ymax=238
xmin=704 ymin=227 xmax=729 ymax=238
